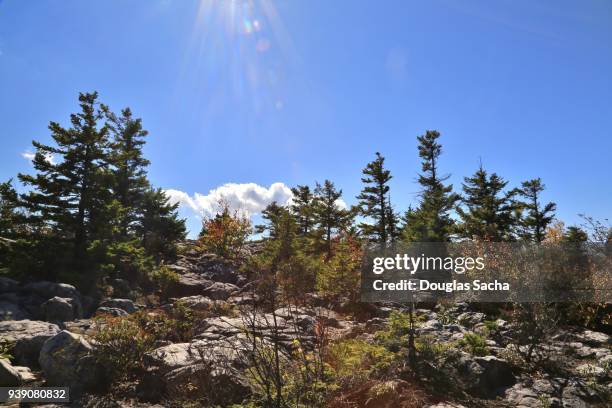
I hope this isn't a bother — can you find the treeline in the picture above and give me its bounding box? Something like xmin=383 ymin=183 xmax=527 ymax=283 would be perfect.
xmin=0 ymin=92 xmax=185 ymax=292
xmin=200 ymin=132 xmax=608 ymax=303
xmin=252 ymin=129 xmax=584 ymax=250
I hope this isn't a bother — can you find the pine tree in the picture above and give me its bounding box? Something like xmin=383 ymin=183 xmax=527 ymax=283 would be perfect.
xmin=289 ymin=185 xmax=314 ymax=236
xmin=138 ymin=188 xmax=186 ymax=262
xmin=513 ymin=178 xmax=556 ymax=243
xmin=105 ymin=107 xmax=151 ymax=238
xmin=0 ymin=179 xmax=24 ymax=240
xmin=18 ymin=92 xmax=112 ymax=270
xmin=313 ymin=180 xmax=351 ymax=257
xmin=457 ymin=165 xmax=516 ymax=241
xmin=403 ymin=130 xmax=459 ymax=242
xmin=357 ymin=152 xmax=393 ymax=244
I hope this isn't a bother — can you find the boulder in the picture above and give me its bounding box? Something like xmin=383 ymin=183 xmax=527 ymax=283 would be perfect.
xmin=574 ymin=330 xmax=610 ymax=347
xmin=174 ymin=295 xmax=215 ymax=312
xmin=42 ymin=296 xmax=82 ymax=322
xmin=203 ymin=282 xmax=238 ymax=301
xmin=95 ymin=307 xmax=128 ymax=317
xmin=39 ymin=330 xmax=105 ymax=395
xmin=164 ymin=363 xmax=250 ymax=405
xmin=167 ymin=273 xmax=213 ymax=298
xmin=0 ymin=359 xmax=35 ymax=386
xmin=0 ymin=320 xmax=60 ymax=366
xmin=456 ymin=353 xmax=515 ymax=397
xmin=0 ymin=358 xmax=21 ymax=386
xmin=98 ymin=298 xmax=137 ymax=314
xmin=140 ymin=340 xmax=249 ymax=404
xmin=22 ymin=281 xmax=79 ymax=300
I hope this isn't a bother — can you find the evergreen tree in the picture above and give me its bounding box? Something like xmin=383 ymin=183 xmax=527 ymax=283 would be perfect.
xmin=0 ymin=179 xmax=24 ymax=240
xmin=313 ymin=180 xmax=351 ymax=257
xmin=457 ymin=164 xmax=516 ymax=241
xmin=356 ymin=152 xmax=393 ymax=244
xmin=289 ymin=185 xmax=314 ymax=236
xmin=105 ymin=107 xmax=151 ymax=238
xmin=513 ymin=178 xmax=556 ymax=243
xmin=138 ymin=188 xmax=186 ymax=262
xmin=403 ymin=130 xmax=459 ymax=242
xmin=564 ymin=226 xmax=588 ymax=243
xmin=18 ymin=92 xmax=112 ymax=271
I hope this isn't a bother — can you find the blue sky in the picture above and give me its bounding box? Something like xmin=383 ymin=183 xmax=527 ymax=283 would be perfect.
xmin=0 ymin=0 xmax=611 ymax=236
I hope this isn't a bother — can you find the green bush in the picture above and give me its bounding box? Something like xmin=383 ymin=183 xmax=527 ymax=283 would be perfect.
xmin=92 ymin=316 xmax=155 ymax=380
xmin=460 ymin=332 xmax=488 ymax=356
xmin=150 ymin=264 xmax=179 ymax=299
xmin=375 ymin=311 xmax=412 ymax=352
xmin=0 ymin=339 xmax=12 ymax=360
xmin=326 ymin=339 xmax=398 ymax=387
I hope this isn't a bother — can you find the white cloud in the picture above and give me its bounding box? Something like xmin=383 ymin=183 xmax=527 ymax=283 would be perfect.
xmin=21 ymin=150 xmax=56 ymax=165
xmin=21 ymin=151 xmax=36 ymax=161
xmin=165 ymin=182 xmax=293 ymax=218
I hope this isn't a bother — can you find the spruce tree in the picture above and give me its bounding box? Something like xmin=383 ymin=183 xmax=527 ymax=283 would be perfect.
xmin=289 ymin=185 xmax=314 ymax=236
xmin=0 ymin=179 xmax=24 ymax=240
xmin=18 ymin=92 xmax=112 ymax=271
xmin=138 ymin=188 xmax=186 ymax=262
xmin=313 ymin=180 xmax=351 ymax=257
xmin=105 ymin=107 xmax=151 ymax=238
xmin=403 ymin=130 xmax=459 ymax=242
xmin=357 ymin=152 xmax=393 ymax=244
xmin=513 ymin=178 xmax=556 ymax=243
xmin=457 ymin=165 xmax=516 ymax=241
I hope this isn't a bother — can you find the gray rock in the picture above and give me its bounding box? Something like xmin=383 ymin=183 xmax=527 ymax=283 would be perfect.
xmin=458 ymin=354 xmax=515 ymax=397
xmin=457 ymin=312 xmax=485 ymax=327
xmin=22 ymin=281 xmax=79 ymax=300
xmin=174 ymin=295 xmax=215 ymax=312
xmin=98 ymin=298 xmax=137 ymax=314
xmin=574 ymin=330 xmax=610 ymax=347
xmin=41 ymin=296 xmax=82 ymax=322
xmin=141 ymin=340 xmax=250 ymax=404
xmin=164 ymin=363 xmax=250 ymax=405
xmin=0 ymin=358 xmax=21 ymax=386
xmin=167 ymin=273 xmax=213 ymax=298
xmin=39 ymin=330 xmax=105 ymax=395
xmin=0 ymin=320 xmax=60 ymax=366
xmin=203 ymin=282 xmax=238 ymax=301
xmin=95 ymin=306 xmax=128 ymax=317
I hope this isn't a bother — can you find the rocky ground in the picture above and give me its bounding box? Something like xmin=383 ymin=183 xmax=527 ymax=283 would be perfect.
xmin=0 ymin=245 xmax=610 ymax=407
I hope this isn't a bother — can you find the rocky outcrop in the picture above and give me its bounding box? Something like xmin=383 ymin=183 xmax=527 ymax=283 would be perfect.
xmin=42 ymin=296 xmax=82 ymax=322
xmin=0 ymin=358 xmax=34 ymax=386
xmin=0 ymin=358 xmax=21 ymax=386
xmin=139 ymin=340 xmax=249 ymax=404
xmin=167 ymin=273 xmax=213 ymax=298
xmin=0 ymin=320 xmax=60 ymax=366
xmin=98 ymin=298 xmax=137 ymax=314
xmin=39 ymin=330 xmax=106 ymax=395
xmin=202 ymin=282 xmax=238 ymax=301
xmin=22 ymin=281 xmax=79 ymax=300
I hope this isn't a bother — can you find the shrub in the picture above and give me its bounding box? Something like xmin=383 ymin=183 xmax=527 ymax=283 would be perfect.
xmin=375 ymin=311 xmax=412 ymax=352
xmin=150 ymin=264 xmax=179 ymax=299
xmin=199 ymin=200 xmax=252 ymax=259
xmin=316 ymin=235 xmax=362 ymax=301
xmin=460 ymin=332 xmax=488 ymax=356
xmin=326 ymin=339 xmax=397 ymax=388
xmin=92 ymin=316 xmax=155 ymax=380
